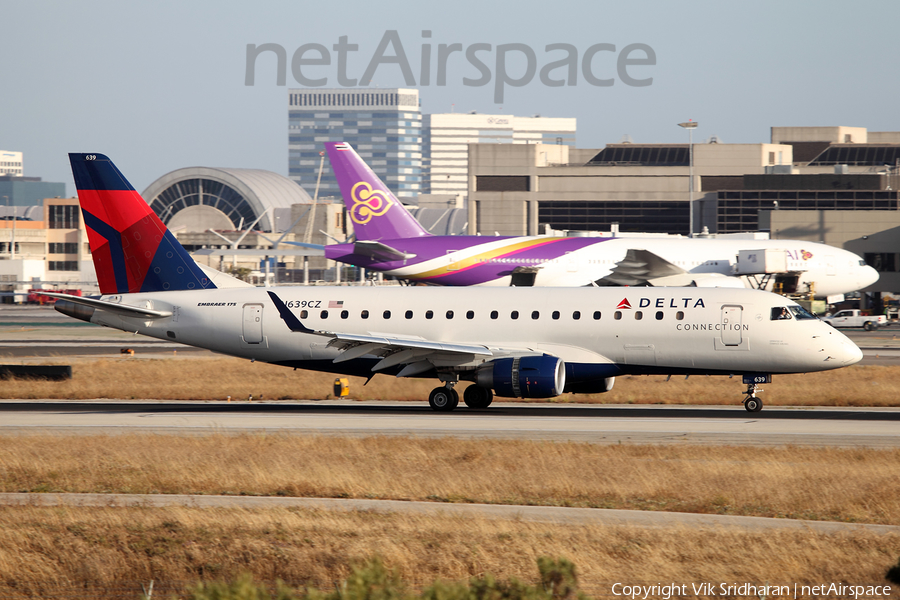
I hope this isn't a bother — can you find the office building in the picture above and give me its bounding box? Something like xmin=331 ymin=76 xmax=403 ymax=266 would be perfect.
xmin=0 ymin=151 xmax=23 ymax=177
xmin=423 ymin=113 xmax=575 ymax=197
xmin=288 ymin=88 xmax=422 ymax=199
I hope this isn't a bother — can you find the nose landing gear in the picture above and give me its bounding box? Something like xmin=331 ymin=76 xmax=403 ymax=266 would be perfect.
xmin=740 ymin=374 xmax=770 ymax=412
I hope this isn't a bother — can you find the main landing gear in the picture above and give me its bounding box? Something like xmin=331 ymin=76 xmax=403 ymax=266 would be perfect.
xmin=428 ymin=376 xmax=494 ymax=412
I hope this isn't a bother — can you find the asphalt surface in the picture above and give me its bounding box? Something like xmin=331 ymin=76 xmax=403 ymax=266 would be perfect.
xmin=2 ymin=400 xmax=898 ymax=447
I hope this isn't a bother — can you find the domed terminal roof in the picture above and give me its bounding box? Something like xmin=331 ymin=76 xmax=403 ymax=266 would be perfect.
xmin=142 ymin=167 xmax=313 ymax=232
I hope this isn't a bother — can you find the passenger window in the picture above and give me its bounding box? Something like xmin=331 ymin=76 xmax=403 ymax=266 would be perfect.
xmin=341 ymin=310 xmax=349 ymax=319
xmin=532 ymin=311 xmax=540 ymax=320
xmin=655 ymin=311 xmax=664 ymax=320
xmin=425 ymin=310 xmax=433 ymax=319
xmin=300 ymin=310 xmax=308 ymax=319
xmin=771 ymin=307 xmax=792 ymax=320
xmin=361 ymin=310 xmax=369 ymax=319
xmin=552 ymin=311 xmax=560 ymax=320
xmin=490 ymin=310 xmax=498 ymax=319
xmin=320 ymin=310 xmax=329 ymax=319
xmin=446 ymin=310 xmax=454 ymax=319
xmin=383 ymin=310 xmax=391 ymax=319
xmin=592 ymin=311 xmax=601 ymax=320
xmin=635 ymin=311 xmax=643 ymax=320
xmin=614 ymin=311 xmax=622 ymax=320
xmin=511 ymin=311 xmax=519 ymax=320
xmin=466 ymin=310 xmax=475 ymax=319
xmin=676 ymin=311 xmax=684 ymax=320
xmin=573 ymin=311 xmax=581 ymax=320
xmin=405 ymin=310 xmax=413 ymax=319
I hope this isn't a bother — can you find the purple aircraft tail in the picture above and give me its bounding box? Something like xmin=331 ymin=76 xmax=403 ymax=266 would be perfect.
xmin=325 ymin=142 xmax=430 ymax=240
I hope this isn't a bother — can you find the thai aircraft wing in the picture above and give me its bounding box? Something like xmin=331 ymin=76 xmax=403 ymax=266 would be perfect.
xmin=353 ymin=240 xmax=416 ymax=261
xmin=599 ymin=249 xmax=695 ymax=287
xmin=39 ymin=292 xmax=173 ymax=318
xmin=267 ymin=291 xmax=499 ymax=376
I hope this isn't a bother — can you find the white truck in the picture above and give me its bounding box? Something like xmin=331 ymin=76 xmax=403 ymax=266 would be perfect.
xmin=822 ymin=309 xmax=887 ymax=330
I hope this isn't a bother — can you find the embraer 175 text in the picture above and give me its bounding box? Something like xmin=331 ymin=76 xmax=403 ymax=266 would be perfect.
xmin=321 ymin=142 xmax=878 ymax=296
xmin=48 ymin=154 xmax=863 ymax=412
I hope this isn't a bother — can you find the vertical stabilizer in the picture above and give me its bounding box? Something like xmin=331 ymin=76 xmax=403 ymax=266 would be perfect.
xmin=69 ymin=153 xmax=216 ymax=294
xmin=325 ymin=142 xmax=430 ymax=240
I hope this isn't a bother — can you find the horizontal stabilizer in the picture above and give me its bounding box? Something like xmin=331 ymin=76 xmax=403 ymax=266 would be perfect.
xmin=353 ymin=240 xmax=416 ymax=262
xmin=42 ymin=292 xmax=172 ymax=318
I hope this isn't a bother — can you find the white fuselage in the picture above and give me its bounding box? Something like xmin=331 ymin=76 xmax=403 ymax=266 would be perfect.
xmin=84 ymin=286 xmax=861 ymax=385
xmin=384 ymin=237 xmax=877 ymax=297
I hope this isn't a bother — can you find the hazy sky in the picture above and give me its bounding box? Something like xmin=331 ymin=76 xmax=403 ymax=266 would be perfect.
xmin=5 ymin=0 xmax=899 ymax=196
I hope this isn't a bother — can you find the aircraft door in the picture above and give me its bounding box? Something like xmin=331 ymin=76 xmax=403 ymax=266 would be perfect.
xmin=720 ymin=305 xmax=742 ymax=346
xmin=447 ymin=250 xmax=460 ymax=271
xmin=242 ymin=304 xmax=263 ymax=344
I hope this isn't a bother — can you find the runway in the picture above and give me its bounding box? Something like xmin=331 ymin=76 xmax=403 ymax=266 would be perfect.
xmin=2 ymin=400 xmax=898 ymax=447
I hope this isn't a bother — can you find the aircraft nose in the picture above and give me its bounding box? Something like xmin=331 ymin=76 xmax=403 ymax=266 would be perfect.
xmin=842 ymin=339 xmax=863 ymax=366
xmin=862 ymin=265 xmax=880 ymax=287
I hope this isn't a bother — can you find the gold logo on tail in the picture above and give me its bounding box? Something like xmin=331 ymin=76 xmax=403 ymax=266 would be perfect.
xmin=349 ymin=181 xmax=392 ymax=224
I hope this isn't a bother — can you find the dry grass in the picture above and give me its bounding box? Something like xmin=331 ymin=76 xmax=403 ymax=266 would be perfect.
xmin=1 ymin=355 xmax=900 ymax=406
xmin=2 ymin=435 xmax=899 ymax=525
xmin=0 ymin=505 xmax=897 ymax=599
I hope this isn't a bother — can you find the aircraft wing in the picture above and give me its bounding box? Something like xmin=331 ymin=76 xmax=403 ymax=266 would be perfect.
xmin=353 ymin=240 xmax=416 ymax=262
xmin=268 ymin=291 xmax=497 ymax=376
xmin=40 ymin=292 xmax=173 ymax=318
xmin=598 ymin=249 xmax=694 ymax=287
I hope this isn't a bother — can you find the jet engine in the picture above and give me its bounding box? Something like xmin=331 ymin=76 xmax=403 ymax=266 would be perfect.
xmin=476 ymin=354 xmax=566 ymax=398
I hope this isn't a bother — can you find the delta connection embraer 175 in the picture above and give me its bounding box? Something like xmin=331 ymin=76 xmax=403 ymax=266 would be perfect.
xmin=321 ymin=142 xmax=878 ymax=296
xmin=48 ymin=153 xmax=862 ymax=413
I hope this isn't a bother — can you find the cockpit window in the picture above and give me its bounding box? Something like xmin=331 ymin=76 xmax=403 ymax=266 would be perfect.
xmin=859 ymin=260 xmax=867 ymax=266
xmin=771 ymin=306 xmax=792 ymax=320
xmin=789 ymin=305 xmax=817 ymax=320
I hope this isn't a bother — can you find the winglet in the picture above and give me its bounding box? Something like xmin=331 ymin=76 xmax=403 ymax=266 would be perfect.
xmin=267 ymin=291 xmax=314 ymax=333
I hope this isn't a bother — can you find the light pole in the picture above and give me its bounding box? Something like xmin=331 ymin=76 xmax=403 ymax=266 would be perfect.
xmin=2 ymin=195 xmax=13 ymax=258
xmin=678 ymin=120 xmax=698 ymax=236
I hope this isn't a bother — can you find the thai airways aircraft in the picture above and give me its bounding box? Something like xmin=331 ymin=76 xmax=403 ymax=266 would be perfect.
xmin=49 ymin=153 xmax=862 ymax=413
xmin=322 ymin=142 xmax=878 ymax=297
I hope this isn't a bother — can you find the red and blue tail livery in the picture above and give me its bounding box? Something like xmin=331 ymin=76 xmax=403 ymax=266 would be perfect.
xmin=69 ymin=153 xmax=215 ymax=295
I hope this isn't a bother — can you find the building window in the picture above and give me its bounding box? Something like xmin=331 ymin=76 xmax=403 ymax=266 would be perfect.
xmin=865 ymin=253 xmax=897 ymax=272
xmin=48 ymin=261 xmax=78 ymax=271
xmin=49 ymin=205 xmax=79 ymax=229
